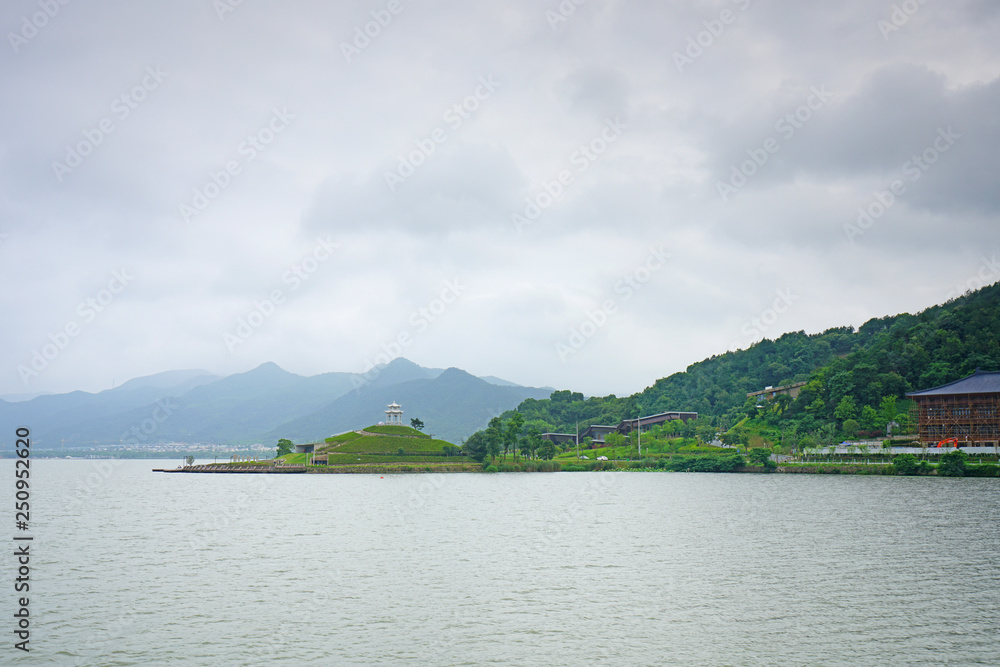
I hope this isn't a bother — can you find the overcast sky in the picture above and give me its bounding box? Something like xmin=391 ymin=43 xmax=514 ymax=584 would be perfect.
xmin=2 ymin=0 xmax=999 ymax=399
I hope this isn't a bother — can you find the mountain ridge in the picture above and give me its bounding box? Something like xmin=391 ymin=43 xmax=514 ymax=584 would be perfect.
xmin=0 ymin=358 xmax=552 ymax=449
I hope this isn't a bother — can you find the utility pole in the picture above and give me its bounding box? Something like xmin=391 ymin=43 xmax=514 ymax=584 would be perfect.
xmin=637 ymin=415 xmax=641 ymax=459
xmin=576 ymin=418 xmax=580 ymax=460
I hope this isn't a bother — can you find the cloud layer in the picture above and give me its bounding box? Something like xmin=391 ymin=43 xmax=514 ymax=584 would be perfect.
xmin=2 ymin=0 xmax=999 ymax=398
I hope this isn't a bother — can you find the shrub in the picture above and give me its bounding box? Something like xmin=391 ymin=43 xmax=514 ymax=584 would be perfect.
xmin=965 ymin=463 xmax=999 ymax=477
xmin=893 ymin=453 xmax=919 ymax=475
xmin=484 ymin=465 xmax=498 ymax=473
xmin=938 ymin=450 xmax=968 ymax=477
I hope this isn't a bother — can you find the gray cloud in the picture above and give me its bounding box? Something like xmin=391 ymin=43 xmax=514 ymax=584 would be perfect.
xmin=1 ymin=0 xmax=998 ymax=398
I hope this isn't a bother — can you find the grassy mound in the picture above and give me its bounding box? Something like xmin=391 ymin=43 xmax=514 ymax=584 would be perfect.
xmin=324 ymin=431 xmax=363 ymax=444
xmin=332 ymin=434 xmax=455 ymax=454
xmin=363 ymin=424 xmax=430 ymax=438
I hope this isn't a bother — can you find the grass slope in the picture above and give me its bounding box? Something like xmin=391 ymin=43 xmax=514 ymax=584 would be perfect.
xmin=324 ymin=434 xmax=454 ymax=454
xmin=363 ymin=425 xmax=430 ymax=438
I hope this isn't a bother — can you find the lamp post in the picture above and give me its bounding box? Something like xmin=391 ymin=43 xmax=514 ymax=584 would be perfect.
xmin=637 ymin=415 xmax=641 ymax=459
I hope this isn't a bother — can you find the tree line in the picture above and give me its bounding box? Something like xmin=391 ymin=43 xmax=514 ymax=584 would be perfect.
xmin=482 ymin=281 xmax=1000 ymax=450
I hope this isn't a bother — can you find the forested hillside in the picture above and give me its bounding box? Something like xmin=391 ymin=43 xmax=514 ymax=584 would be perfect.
xmin=490 ymin=281 xmax=1000 ymax=442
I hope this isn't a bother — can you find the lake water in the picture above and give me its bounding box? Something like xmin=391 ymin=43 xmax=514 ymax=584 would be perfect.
xmin=3 ymin=460 xmax=999 ymax=666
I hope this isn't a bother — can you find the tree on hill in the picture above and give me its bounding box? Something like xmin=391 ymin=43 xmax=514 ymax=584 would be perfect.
xmin=485 ymin=417 xmax=503 ymax=462
xmin=276 ymin=439 xmax=294 ymax=457
xmin=748 ymin=448 xmax=774 ymax=468
xmin=463 ymin=431 xmax=488 ymax=462
xmin=527 ymin=426 xmax=543 ymax=459
xmin=504 ymin=412 xmax=525 ymax=461
xmin=537 ymin=438 xmax=556 ymax=460
xmin=410 ymin=417 xmax=424 ymax=430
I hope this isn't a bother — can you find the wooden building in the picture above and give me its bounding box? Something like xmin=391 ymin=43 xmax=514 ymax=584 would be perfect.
xmin=906 ymin=370 xmax=1000 ymax=446
xmin=542 ymin=412 xmax=700 ymax=448
xmin=539 ymin=432 xmax=577 ymax=446
xmin=747 ymin=381 xmax=808 ymax=403
xmin=580 ymin=424 xmax=619 ymax=444
xmin=616 ymin=411 xmax=698 ymax=435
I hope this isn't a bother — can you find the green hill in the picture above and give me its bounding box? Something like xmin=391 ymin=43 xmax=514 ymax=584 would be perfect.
xmin=275 ymin=424 xmax=467 ymax=467
xmin=362 ymin=425 xmax=431 ymax=438
xmin=322 ymin=425 xmax=448 ymax=454
xmin=490 ymin=281 xmax=1000 ymax=442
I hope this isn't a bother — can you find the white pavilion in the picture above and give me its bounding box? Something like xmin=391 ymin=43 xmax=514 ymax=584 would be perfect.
xmin=385 ymin=402 xmax=403 ymax=426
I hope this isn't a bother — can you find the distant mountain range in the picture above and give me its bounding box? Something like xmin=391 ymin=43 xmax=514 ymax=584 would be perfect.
xmin=0 ymin=358 xmax=553 ymax=450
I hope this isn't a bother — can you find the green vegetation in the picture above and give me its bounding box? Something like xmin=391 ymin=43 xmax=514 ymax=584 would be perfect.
xmin=326 ymin=434 xmax=451 ymax=454
xmin=270 ymin=422 xmax=476 ymax=471
xmin=325 ymin=431 xmax=362 ymax=444
xmin=364 ymin=424 xmax=430 ymax=438
xmin=892 ymin=453 xmax=920 ymax=475
xmin=938 ymin=450 xmax=968 ymax=477
xmin=276 ymin=438 xmax=294 ymax=457
xmin=478 ymin=281 xmax=1000 ymax=466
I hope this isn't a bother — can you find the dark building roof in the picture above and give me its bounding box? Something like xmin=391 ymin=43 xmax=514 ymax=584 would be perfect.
xmin=906 ymin=370 xmax=1000 ymax=397
xmin=540 ymin=433 xmax=577 ymax=443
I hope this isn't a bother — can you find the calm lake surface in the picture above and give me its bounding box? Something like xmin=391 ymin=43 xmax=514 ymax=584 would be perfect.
xmin=3 ymin=459 xmax=999 ymax=666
